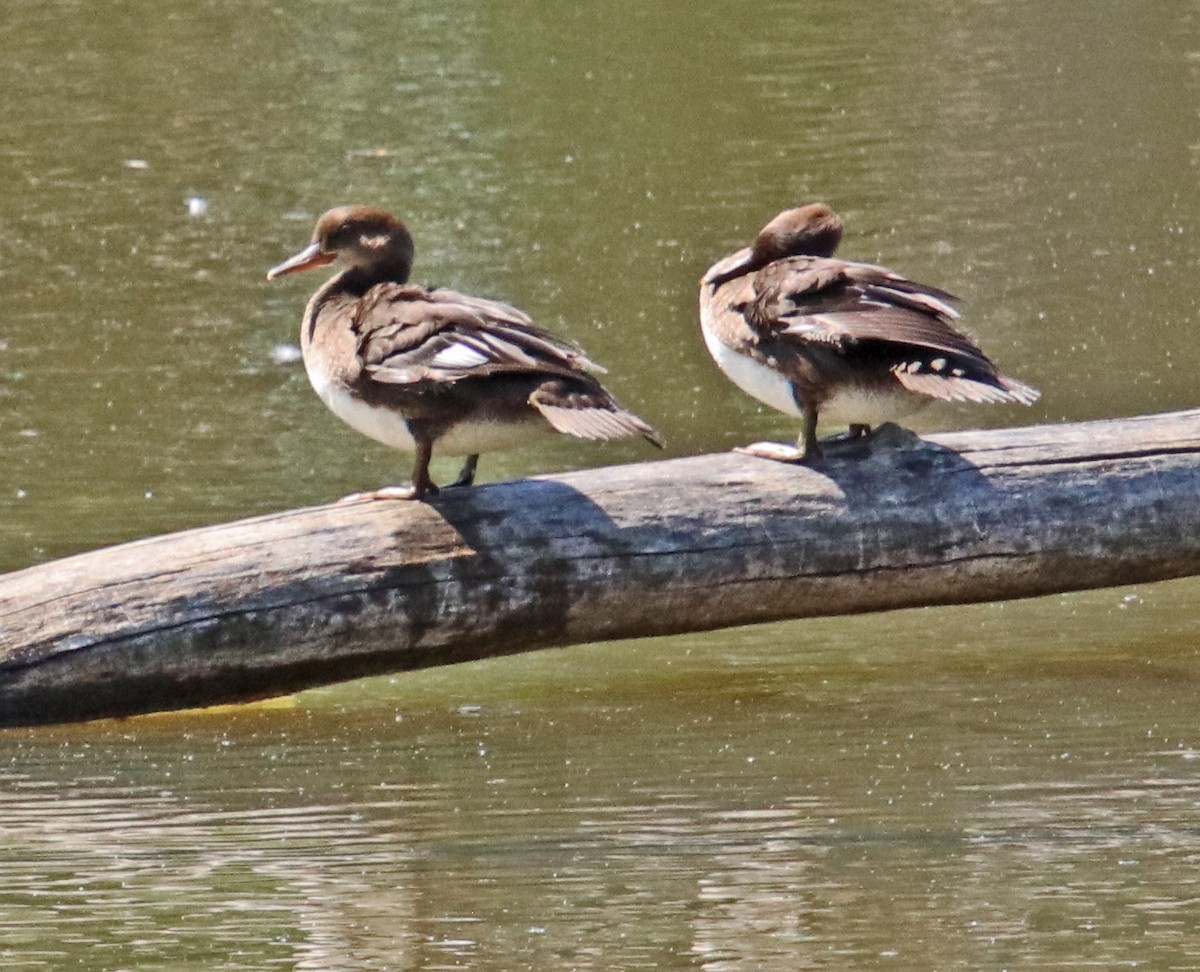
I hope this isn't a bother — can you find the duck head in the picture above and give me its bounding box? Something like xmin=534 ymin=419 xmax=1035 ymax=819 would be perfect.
xmin=267 ymin=205 xmax=416 ymax=283
xmin=750 ymin=203 xmax=843 ymax=262
xmin=704 ymin=202 xmax=844 ymax=288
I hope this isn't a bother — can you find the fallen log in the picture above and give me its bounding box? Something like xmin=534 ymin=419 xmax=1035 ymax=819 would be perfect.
xmin=3 ymin=409 xmax=1200 ymax=727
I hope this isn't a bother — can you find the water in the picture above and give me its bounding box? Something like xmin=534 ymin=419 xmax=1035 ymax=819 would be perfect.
xmin=4 ymin=0 xmax=1200 ymax=968
xmin=7 ymin=596 xmax=1200 ymax=969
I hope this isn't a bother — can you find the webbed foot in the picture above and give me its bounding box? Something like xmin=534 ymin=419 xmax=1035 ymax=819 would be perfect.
xmin=819 ymin=423 xmax=923 ymax=457
xmin=734 ymin=440 xmax=821 ymax=464
xmin=337 ymin=482 xmax=439 ymax=503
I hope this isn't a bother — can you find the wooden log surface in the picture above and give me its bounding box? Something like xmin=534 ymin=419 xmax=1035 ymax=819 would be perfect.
xmin=4 ymin=408 xmax=1200 ymax=727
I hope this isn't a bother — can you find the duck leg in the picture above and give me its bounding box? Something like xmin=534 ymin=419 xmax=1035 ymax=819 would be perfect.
xmin=800 ymin=402 xmax=822 ymax=459
xmin=405 ymin=436 xmax=440 ymax=498
xmin=340 ymin=437 xmax=439 ymax=502
xmin=446 ymin=454 xmax=479 ymax=489
xmin=734 ymin=401 xmax=822 ymax=463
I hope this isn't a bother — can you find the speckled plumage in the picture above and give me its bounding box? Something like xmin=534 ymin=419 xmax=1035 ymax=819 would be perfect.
xmin=269 ymin=206 xmax=661 ymax=499
xmin=700 ymin=203 xmax=1039 ymax=461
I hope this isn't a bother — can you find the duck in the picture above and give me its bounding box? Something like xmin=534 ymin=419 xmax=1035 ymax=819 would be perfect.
xmin=699 ymin=203 xmax=1039 ymax=462
xmin=268 ymin=205 xmax=662 ymax=499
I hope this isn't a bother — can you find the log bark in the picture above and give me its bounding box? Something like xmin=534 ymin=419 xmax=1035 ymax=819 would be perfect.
xmin=3 ymin=409 xmax=1200 ymax=727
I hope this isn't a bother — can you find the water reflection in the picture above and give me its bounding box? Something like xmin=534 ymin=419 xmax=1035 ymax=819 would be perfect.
xmin=6 ymin=627 xmax=1200 ymax=970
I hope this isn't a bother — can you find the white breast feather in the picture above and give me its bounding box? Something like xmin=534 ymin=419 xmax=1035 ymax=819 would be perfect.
xmin=701 ymin=308 xmax=927 ymax=428
xmin=701 ymin=309 xmax=802 ymax=417
xmin=306 ymin=362 xmax=547 ymax=457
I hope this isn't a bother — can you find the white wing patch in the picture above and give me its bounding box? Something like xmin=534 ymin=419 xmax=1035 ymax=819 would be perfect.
xmin=430 ymin=341 xmax=492 ymax=370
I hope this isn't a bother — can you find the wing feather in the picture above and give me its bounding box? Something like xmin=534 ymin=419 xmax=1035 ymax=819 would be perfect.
xmin=747 ymin=255 xmax=1001 ymax=364
xmin=352 ymin=284 xmax=602 ymax=386
xmin=529 ymin=382 xmax=665 ymax=446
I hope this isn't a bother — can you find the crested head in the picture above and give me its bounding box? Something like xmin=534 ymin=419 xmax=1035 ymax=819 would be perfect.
xmin=751 ymin=203 xmax=844 ymax=261
xmin=267 ymin=204 xmax=415 ymax=283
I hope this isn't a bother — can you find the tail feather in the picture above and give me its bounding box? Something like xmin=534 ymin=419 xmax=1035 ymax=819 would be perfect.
xmin=895 ymin=368 xmax=1041 ymax=406
xmin=996 ymin=376 xmax=1041 ymax=406
xmin=530 ymin=383 xmax=663 ymax=447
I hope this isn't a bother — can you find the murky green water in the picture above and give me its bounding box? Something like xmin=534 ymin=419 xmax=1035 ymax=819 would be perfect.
xmin=4 ymin=0 xmax=1200 ymax=968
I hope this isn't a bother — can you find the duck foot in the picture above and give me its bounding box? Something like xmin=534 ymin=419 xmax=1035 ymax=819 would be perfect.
xmin=734 ymin=441 xmax=820 ymax=464
xmin=337 ymin=483 xmax=438 ymax=503
xmin=819 ymin=423 xmax=923 ymax=456
xmin=824 ymin=423 xmax=872 ymax=445
xmin=734 ymin=424 xmax=924 ymax=466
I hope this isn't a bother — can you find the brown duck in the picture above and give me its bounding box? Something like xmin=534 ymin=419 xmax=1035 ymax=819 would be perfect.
xmin=268 ymin=205 xmax=662 ymax=499
xmin=699 ymin=203 xmax=1039 ymax=462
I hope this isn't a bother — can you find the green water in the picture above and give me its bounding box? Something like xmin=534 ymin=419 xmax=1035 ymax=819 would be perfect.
xmin=4 ymin=0 xmax=1200 ymax=968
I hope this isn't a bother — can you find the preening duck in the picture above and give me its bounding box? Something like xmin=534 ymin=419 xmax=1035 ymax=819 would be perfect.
xmin=699 ymin=203 xmax=1039 ymax=462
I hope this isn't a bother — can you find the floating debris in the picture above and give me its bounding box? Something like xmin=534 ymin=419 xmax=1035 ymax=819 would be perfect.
xmin=269 ymin=343 xmax=303 ymax=365
xmin=346 ymin=147 xmax=397 ymax=159
xmin=123 ymin=158 xmax=150 ymax=171
xmin=186 ymin=196 xmax=208 ymax=218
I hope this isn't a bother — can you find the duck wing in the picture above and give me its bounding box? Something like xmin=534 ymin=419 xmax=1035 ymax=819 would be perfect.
xmin=748 ymin=257 xmax=1039 ymax=405
xmin=749 ymin=255 xmax=977 ymax=353
xmin=351 ymin=284 xmax=603 ymax=386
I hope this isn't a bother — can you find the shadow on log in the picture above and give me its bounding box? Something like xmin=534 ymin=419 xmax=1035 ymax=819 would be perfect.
xmin=4 ymin=409 xmax=1200 ymax=727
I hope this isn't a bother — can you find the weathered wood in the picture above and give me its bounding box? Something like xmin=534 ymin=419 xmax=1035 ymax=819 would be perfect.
xmin=3 ymin=409 xmax=1200 ymax=727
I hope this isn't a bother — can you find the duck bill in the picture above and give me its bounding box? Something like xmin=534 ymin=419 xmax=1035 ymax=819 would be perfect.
xmin=266 ymin=242 xmax=336 ymax=280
